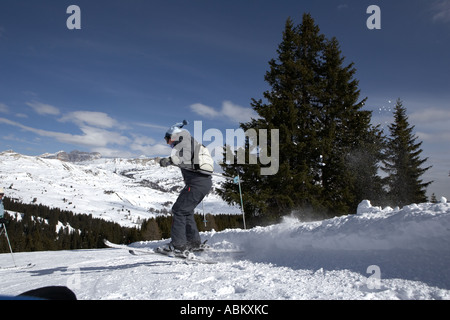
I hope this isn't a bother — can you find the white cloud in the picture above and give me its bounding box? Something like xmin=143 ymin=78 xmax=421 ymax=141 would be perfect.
xmin=2 ymin=100 xmax=170 ymax=157
xmin=0 ymin=117 xmax=130 ymax=148
xmin=26 ymin=101 xmax=60 ymax=116
xmin=130 ymin=142 xmax=168 ymax=156
xmin=131 ymin=134 xmax=156 ymax=146
xmin=128 ymin=133 xmax=169 ymax=157
xmin=410 ymin=108 xmax=450 ymax=143
xmin=23 ymin=103 xmax=133 ymax=147
xmin=417 ymin=131 xmax=450 ymax=143
xmin=0 ymin=103 xmax=9 ymax=114
xmin=134 ymin=122 xmax=168 ymax=130
xmin=75 ymin=125 xmax=130 ymax=147
xmin=60 ymin=111 xmax=119 ymax=129
xmin=431 ymin=0 xmax=450 ymax=23
xmin=190 ymin=100 xmax=257 ymax=123
xmin=190 ymin=103 xmax=221 ymax=118
xmin=410 ymin=107 xmax=450 ymax=124
xmin=221 ymin=101 xmax=257 ymax=123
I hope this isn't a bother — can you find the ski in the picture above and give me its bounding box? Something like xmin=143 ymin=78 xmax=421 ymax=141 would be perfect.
xmin=179 ymin=240 xmax=244 ymax=254
xmin=103 ymin=240 xmax=218 ymax=264
xmin=201 ymin=247 xmax=244 ymax=254
xmin=0 ymin=263 xmax=35 ymax=271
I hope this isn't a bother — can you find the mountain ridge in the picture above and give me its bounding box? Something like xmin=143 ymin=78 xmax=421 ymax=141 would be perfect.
xmin=40 ymin=150 xmax=102 ymax=162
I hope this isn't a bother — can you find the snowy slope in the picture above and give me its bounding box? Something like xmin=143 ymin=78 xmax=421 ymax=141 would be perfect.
xmin=0 ymin=150 xmax=240 ymax=227
xmin=1 ymin=200 xmax=449 ymax=300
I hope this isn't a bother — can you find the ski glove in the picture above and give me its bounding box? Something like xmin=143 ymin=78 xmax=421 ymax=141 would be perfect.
xmin=159 ymin=158 xmax=172 ymax=167
xmin=170 ymin=155 xmax=181 ymax=165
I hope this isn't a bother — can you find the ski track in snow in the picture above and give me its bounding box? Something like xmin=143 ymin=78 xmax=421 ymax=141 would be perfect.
xmin=1 ymin=200 xmax=450 ymax=300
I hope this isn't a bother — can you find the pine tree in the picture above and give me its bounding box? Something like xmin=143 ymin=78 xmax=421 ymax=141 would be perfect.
xmin=382 ymin=99 xmax=432 ymax=206
xmin=219 ymin=13 xmax=384 ymax=222
xmin=220 ymin=15 xmax=327 ymax=223
xmin=316 ymin=37 xmax=385 ymax=213
xmin=430 ymin=193 xmax=437 ymax=203
xmin=140 ymin=218 xmax=161 ymax=241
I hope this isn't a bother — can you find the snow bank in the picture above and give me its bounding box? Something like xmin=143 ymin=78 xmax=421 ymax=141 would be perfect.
xmin=200 ymin=200 xmax=450 ymax=251
xmin=197 ymin=200 xmax=450 ymax=290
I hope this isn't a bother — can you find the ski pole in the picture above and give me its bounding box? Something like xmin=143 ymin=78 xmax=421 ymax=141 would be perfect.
xmin=202 ymin=200 xmax=207 ymax=228
xmin=1 ymin=223 xmax=16 ymax=267
xmin=171 ymin=164 xmax=235 ymax=180
xmin=143 ymin=162 xmax=236 ymax=180
xmin=235 ymin=174 xmax=246 ymax=230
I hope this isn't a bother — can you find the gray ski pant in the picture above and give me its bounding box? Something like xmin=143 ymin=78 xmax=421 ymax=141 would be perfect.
xmin=170 ymin=179 xmax=212 ymax=250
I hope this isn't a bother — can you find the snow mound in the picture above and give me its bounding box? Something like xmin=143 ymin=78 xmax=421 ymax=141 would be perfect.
xmin=201 ymin=200 xmax=450 ymax=251
xmin=197 ymin=200 xmax=450 ymax=290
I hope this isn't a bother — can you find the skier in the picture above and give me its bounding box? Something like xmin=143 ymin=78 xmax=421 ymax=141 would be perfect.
xmin=0 ymin=188 xmax=5 ymax=225
xmin=159 ymin=121 xmax=212 ymax=253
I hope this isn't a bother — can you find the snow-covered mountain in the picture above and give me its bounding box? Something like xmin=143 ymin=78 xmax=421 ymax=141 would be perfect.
xmin=40 ymin=150 xmax=102 ymax=162
xmin=0 ymin=150 xmax=240 ymax=227
xmin=1 ymin=199 xmax=449 ymax=300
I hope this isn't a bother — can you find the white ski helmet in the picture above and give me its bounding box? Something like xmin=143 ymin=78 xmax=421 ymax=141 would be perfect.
xmin=164 ymin=120 xmax=188 ymax=143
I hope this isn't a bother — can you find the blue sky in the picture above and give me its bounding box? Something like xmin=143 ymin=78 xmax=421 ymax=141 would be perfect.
xmin=0 ymin=0 xmax=449 ymax=198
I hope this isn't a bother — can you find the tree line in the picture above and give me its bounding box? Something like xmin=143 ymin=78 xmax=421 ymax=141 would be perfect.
xmin=218 ymin=14 xmax=432 ymax=226
xmin=0 ymin=198 xmax=243 ymax=253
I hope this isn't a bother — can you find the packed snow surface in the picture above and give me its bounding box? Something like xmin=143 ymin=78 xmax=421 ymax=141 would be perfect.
xmin=1 ymin=200 xmax=449 ymax=300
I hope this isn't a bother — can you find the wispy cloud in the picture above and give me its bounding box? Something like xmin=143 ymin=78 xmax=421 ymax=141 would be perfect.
xmin=0 ymin=117 xmax=130 ymax=148
xmin=129 ymin=140 xmax=168 ymax=156
xmin=134 ymin=122 xmax=168 ymax=131
xmin=0 ymin=103 xmax=9 ymax=114
xmin=26 ymin=101 xmax=60 ymax=116
xmin=15 ymin=113 xmax=28 ymax=119
xmin=190 ymin=100 xmax=257 ymax=123
xmin=431 ymin=0 xmax=450 ymax=23
xmin=190 ymin=103 xmax=221 ymax=118
xmin=416 ymin=131 xmax=450 ymax=143
xmin=410 ymin=107 xmax=450 ymax=123
xmin=59 ymin=111 xmax=119 ymax=129
xmin=1 ymin=100 xmax=167 ymax=157
xmin=410 ymin=107 xmax=450 ymax=142
xmin=221 ymin=101 xmax=257 ymax=123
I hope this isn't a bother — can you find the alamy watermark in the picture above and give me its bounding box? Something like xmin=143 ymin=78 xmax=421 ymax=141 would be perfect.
xmin=67 ymin=5 xmax=382 ymax=31
xmin=366 ymin=265 xmax=382 ymax=290
xmin=66 ymin=5 xmax=81 ymax=30
xmin=66 ymin=266 xmax=81 ymax=291
xmin=174 ymin=121 xmax=280 ymax=176
xmin=366 ymin=5 xmax=381 ymax=30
